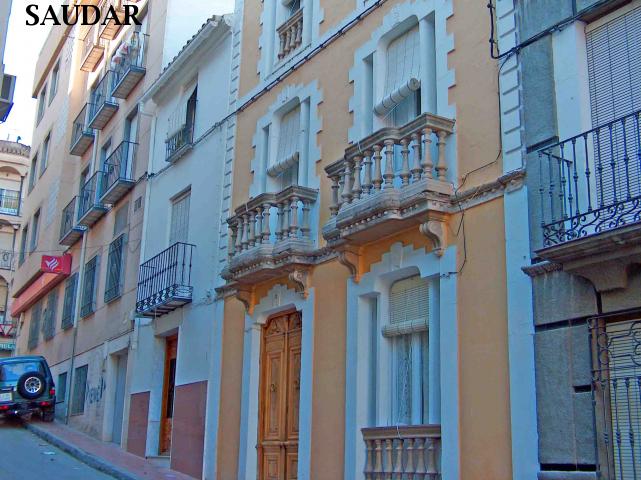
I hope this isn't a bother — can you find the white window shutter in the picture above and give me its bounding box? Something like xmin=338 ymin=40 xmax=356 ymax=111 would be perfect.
xmin=170 ymin=192 xmax=191 ymax=245
xmin=269 ymin=105 xmax=301 ymax=178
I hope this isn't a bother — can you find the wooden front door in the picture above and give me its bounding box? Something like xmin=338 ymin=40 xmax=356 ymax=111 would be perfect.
xmin=159 ymin=335 xmax=178 ymax=455
xmin=258 ymin=312 xmax=302 ymax=480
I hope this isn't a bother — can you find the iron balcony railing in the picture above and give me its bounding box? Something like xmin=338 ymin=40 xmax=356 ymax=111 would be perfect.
xmin=111 ymin=31 xmax=147 ymax=96
xmin=0 ymin=189 xmax=20 ymax=216
xmin=538 ymin=110 xmax=641 ymax=247
xmin=136 ymin=242 xmax=195 ymax=315
xmin=70 ymin=104 xmax=95 ymax=154
xmin=101 ymin=140 xmax=136 ymax=198
xmin=165 ymin=124 xmax=193 ymax=162
xmin=78 ymin=171 xmax=104 ymax=220
xmin=88 ymin=71 xmax=118 ymax=127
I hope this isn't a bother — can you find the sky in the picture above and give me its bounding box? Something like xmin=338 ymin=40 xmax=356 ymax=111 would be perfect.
xmin=0 ymin=0 xmax=51 ymax=146
xmin=0 ymin=0 xmax=235 ymax=147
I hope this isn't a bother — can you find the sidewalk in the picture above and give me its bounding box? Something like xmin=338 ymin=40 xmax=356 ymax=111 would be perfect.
xmin=24 ymin=419 xmax=194 ymax=480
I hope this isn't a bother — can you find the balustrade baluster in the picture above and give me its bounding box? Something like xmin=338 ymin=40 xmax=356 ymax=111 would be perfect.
xmin=400 ymin=138 xmax=411 ymax=186
xmin=622 ymin=119 xmax=632 ymax=200
xmin=329 ymin=175 xmax=340 ymax=216
xmin=383 ymin=139 xmax=395 ymax=189
xmin=425 ymin=439 xmax=438 ymax=479
xmin=352 ymin=155 xmax=363 ymax=199
xmin=362 ymin=150 xmax=373 ymax=194
xmin=241 ymin=214 xmax=249 ymax=250
xmin=392 ymin=438 xmax=403 ymax=479
xmin=248 ymin=211 xmax=256 ymax=247
xmin=411 ymin=133 xmax=422 ymax=181
xmin=406 ymin=438 xmax=415 ymax=479
xmin=235 ymin=218 xmax=243 ymax=253
xmin=436 ymin=130 xmax=448 ymax=181
xmin=279 ymin=34 xmax=286 ymax=59
xmin=421 ymin=128 xmax=434 ymax=179
xmin=342 ymin=160 xmax=354 ymax=205
xmin=384 ymin=439 xmax=393 ymax=480
xmin=296 ymin=19 xmax=303 ymax=47
xmin=364 ymin=439 xmax=375 ymax=480
xmin=373 ymin=439 xmax=383 ymax=480
xmin=415 ymin=437 xmax=427 ymax=479
xmin=301 ymin=200 xmax=311 ymax=238
xmin=289 ymin=196 xmax=299 ymax=238
xmin=372 ymin=144 xmax=383 ymax=191
xmin=262 ymin=203 xmax=272 ymax=243
xmin=276 ymin=203 xmax=284 ymax=241
xmin=255 ymin=207 xmax=263 ymax=244
xmin=228 ymin=225 xmax=237 ymax=260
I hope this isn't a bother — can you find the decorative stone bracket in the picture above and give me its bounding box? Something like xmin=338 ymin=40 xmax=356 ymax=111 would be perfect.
xmin=289 ymin=266 xmax=312 ymax=298
xmin=419 ymin=212 xmax=449 ymax=257
xmin=337 ymin=245 xmax=363 ymax=283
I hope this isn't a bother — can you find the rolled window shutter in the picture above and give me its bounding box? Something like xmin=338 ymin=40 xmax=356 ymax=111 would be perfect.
xmin=383 ymin=275 xmax=429 ymax=337
xmin=270 ymin=105 xmax=301 ymax=176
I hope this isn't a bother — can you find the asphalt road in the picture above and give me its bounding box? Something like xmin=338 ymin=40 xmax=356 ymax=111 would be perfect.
xmin=0 ymin=418 xmax=114 ymax=480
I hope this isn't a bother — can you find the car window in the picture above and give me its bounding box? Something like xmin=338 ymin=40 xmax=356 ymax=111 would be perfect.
xmin=0 ymin=362 xmax=45 ymax=382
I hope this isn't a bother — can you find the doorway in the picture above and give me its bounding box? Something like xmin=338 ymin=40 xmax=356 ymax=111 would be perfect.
xmin=112 ymin=353 xmax=128 ymax=445
xmin=159 ymin=335 xmax=177 ymax=456
xmin=258 ymin=311 xmax=302 ymax=480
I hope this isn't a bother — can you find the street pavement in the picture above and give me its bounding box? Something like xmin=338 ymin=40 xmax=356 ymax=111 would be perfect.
xmin=0 ymin=418 xmax=114 ymax=480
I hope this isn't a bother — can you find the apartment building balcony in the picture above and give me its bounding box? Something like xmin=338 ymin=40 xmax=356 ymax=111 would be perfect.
xmin=323 ymin=113 xmax=455 ymax=251
xmin=165 ymin=124 xmax=193 ymax=163
xmin=70 ymin=104 xmax=95 ymax=156
xmin=536 ymin=110 xmax=641 ymax=267
xmin=100 ymin=141 xmax=136 ymax=204
xmin=277 ymin=8 xmax=303 ymax=60
xmin=111 ymin=31 xmax=147 ymax=99
xmin=222 ymin=186 xmax=318 ymax=286
xmin=77 ymin=172 xmax=108 ymax=228
xmin=88 ymin=72 xmax=119 ymax=129
xmin=59 ymin=196 xmax=84 ymax=246
xmin=361 ymin=425 xmax=441 ymax=479
xmin=80 ymin=25 xmax=106 ymax=72
xmin=0 ymin=73 xmax=16 ymax=122
xmin=136 ymin=242 xmax=195 ymax=316
xmin=98 ymin=0 xmax=127 ymax=40
xmin=0 ymin=189 xmax=20 ymax=216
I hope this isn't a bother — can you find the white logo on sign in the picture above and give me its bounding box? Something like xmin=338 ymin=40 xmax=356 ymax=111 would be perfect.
xmin=44 ymin=258 xmax=59 ymax=270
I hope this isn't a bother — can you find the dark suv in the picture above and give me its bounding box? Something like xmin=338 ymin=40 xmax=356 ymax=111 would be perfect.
xmin=0 ymin=356 xmax=56 ymax=422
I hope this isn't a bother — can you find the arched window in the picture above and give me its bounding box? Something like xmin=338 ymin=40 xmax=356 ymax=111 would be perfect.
xmin=385 ymin=275 xmax=429 ymax=425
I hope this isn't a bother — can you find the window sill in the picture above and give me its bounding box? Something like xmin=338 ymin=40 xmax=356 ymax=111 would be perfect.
xmin=104 ymin=292 xmax=122 ymax=305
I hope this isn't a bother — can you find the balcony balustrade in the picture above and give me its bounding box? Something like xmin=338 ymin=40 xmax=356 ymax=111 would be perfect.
xmin=323 ymin=113 xmax=455 ymax=249
xmin=0 ymin=189 xmax=20 ymax=216
xmin=277 ymin=8 xmax=303 ymax=60
xmin=165 ymin=124 xmax=193 ymax=163
xmin=222 ymin=185 xmax=318 ymax=285
xmin=100 ymin=141 xmax=136 ymax=204
xmin=537 ymin=110 xmax=641 ymax=260
xmin=98 ymin=0 xmax=127 ymax=40
xmin=362 ymin=425 xmax=441 ymax=479
xmin=88 ymin=71 xmax=119 ymax=130
xmin=70 ymin=104 xmax=95 ymax=156
xmin=77 ymin=172 xmax=108 ymax=228
xmin=111 ymin=31 xmax=147 ymax=99
xmin=59 ymin=196 xmax=84 ymax=246
xmin=80 ymin=24 xmax=105 ymax=72
xmin=136 ymin=242 xmax=195 ymax=316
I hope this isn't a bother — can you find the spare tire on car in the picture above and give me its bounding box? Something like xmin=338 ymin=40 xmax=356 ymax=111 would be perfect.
xmin=17 ymin=371 xmax=46 ymax=400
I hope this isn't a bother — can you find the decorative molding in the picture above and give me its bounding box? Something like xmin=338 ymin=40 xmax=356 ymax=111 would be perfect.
xmin=337 ymin=245 xmax=363 ymax=282
xmin=521 ymin=261 xmax=563 ymax=278
xmin=453 ymin=168 xmax=525 ymax=210
xmin=289 ymin=267 xmax=311 ymax=297
xmin=419 ymin=212 xmax=448 ymax=257
xmin=0 ymin=141 xmax=30 ymax=158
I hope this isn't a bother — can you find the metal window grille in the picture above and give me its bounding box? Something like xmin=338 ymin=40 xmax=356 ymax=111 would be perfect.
xmin=591 ymin=317 xmax=641 ymax=480
xmin=28 ymin=301 xmax=43 ymax=350
xmin=169 ymin=192 xmax=190 ymax=245
xmin=80 ymin=256 xmax=99 ymax=318
xmin=42 ymin=290 xmax=58 ymax=341
xmin=71 ymin=365 xmax=88 ymax=415
xmin=104 ymin=235 xmax=125 ymax=303
xmin=61 ymin=273 xmax=78 ymax=330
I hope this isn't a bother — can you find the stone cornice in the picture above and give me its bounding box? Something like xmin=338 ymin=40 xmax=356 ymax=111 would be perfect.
xmin=522 ymin=261 xmax=563 ymax=278
xmin=452 ymin=168 xmax=525 ymax=211
xmin=0 ymin=141 xmax=30 ymax=158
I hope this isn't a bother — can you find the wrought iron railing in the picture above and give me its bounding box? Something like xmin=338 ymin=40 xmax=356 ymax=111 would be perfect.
xmin=111 ymin=31 xmax=147 ymax=87
xmin=82 ymin=24 xmax=104 ymax=59
xmin=361 ymin=425 xmax=441 ymax=478
xmin=60 ymin=196 xmax=78 ymax=241
xmin=591 ymin=317 xmax=641 ymax=480
xmin=538 ymin=110 xmax=641 ymax=247
xmin=165 ymin=124 xmax=193 ymax=162
xmin=136 ymin=242 xmax=195 ymax=313
xmin=101 ymin=141 xmax=136 ymax=195
xmin=0 ymin=189 xmax=20 ymax=215
xmin=88 ymin=71 xmax=116 ymax=122
xmin=70 ymin=104 xmax=93 ymax=149
xmin=78 ymin=172 xmax=102 ymax=220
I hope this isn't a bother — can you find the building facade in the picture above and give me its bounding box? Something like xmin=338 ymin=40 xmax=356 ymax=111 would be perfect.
xmin=126 ymin=15 xmax=234 ymax=479
xmin=503 ymin=0 xmax=641 ymax=478
xmin=0 ymin=140 xmax=29 ymax=357
xmin=13 ymin=0 xmax=218 ymax=445
xmin=212 ymin=0 xmax=529 ymax=478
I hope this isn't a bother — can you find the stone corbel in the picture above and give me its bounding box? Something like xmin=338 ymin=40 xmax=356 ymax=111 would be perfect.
xmin=338 ymin=245 xmax=363 ymax=283
xmin=234 ymin=286 xmax=255 ymax=315
xmin=419 ymin=212 xmax=448 ymax=257
xmin=289 ymin=267 xmax=311 ymax=298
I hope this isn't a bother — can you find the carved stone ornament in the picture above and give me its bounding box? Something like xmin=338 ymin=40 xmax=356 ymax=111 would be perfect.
xmin=419 ymin=213 xmax=448 ymax=257
xmin=289 ymin=267 xmax=311 ymax=298
xmin=234 ymin=286 xmax=255 ymax=315
xmin=338 ymin=245 xmax=363 ymax=283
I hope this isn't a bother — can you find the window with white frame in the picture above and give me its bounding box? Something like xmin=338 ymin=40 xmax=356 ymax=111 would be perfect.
xmin=40 ymin=133 xmax=50 ymax=176
xmin=269 ymin=104 xmax=301 ymax=190
xmin=169 ymin=190 xmax=190 ymax=245
xmin=385 ymin=275 xmax=429 ymax=425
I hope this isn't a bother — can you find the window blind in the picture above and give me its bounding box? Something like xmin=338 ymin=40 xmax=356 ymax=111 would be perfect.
xmin=170 ymin=192 xmax=191 ymax=245
xmin=270 ymin=105 xmax=301 ymax=178
xmin=383 ymin=275 xmax=429 ymax=337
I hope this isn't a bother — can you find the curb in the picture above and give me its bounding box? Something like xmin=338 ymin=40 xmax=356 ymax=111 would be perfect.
xmin=23 ymin=421 xmax=141 ymax=480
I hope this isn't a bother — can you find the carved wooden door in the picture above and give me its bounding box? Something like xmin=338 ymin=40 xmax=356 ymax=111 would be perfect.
xmin=159 ymin=335 xmax=177 ymax=455
xmin=259 ymin=312 xmax=301 ymax=480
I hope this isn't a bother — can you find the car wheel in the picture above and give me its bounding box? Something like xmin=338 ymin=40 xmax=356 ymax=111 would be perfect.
xmin=16 ymin=371 xmax=46 ymax=400
xmin=42 ymin=409 xmax=55 ymax=422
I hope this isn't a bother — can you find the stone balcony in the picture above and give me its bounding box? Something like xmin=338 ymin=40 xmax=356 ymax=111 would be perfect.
xmin=323 ymin=113 xmax=455 ymax=257
xmin=222 ymin=185 xmax=318 ymax=288
xmin=277 ymin=8 xmax=303 ymax=60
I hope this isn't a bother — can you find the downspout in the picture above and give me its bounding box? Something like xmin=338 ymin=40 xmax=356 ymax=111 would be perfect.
xmin=17 ymin=175 xmax=24 ymax=216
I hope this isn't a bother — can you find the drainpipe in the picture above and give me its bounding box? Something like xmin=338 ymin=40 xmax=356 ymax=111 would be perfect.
xmin=17 ymin=175 xmax=23 ymax=217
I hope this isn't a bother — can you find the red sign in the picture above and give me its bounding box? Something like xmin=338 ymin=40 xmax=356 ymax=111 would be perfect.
xmin=40 ymin=254 xmax=72 ymax=275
